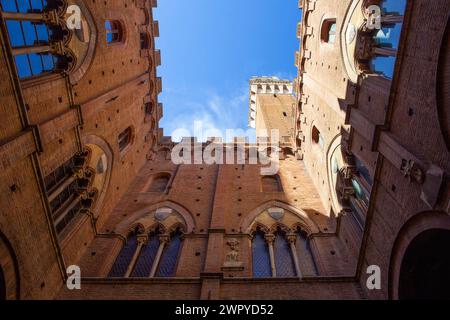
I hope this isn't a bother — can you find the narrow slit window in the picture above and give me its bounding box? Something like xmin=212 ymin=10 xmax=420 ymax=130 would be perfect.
xmin=118 ymin=127 xmax=132 ymax=152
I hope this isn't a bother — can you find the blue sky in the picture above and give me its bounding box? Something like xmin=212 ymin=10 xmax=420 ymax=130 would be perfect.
xmin=154 ymin=0 xmax=301 ymax=142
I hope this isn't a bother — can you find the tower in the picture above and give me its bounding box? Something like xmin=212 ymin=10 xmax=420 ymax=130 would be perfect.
xmin=248 ymin=77 xmax=296 ymax=143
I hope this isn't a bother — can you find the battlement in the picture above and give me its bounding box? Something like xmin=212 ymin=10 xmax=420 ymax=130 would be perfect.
xmin=248 ymin=76 xmax=293 ymax=128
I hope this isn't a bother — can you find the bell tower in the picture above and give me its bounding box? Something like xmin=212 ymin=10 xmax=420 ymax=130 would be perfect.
xmin=248 ymin=77 xmax=296 ymax=144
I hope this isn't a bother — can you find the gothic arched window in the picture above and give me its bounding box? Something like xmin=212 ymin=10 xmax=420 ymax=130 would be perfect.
xmin=155 ymin=230 xmax=183 ymax=277
xmin=108 ymin=232 xmax=138 ymax=278
xmin=1 ymin=1 xmax=69 ymax=80
xmin=252 ymin=230 xmax=272 ymax=277
xmin=252 ymin=228 xmax=298 ymax=278
xmin=109 ymin=227 xmax=184 ymax=278
xmin=274 ymin=230 xmax=296 ymax=277
xmin=131 ymin=231 xmax=160 ymax=277
xmin=148 ymin=173 xmax=171 ymax=193
xmin=43 ymin=151 xmax=95 ymax=235
xmin=251 ymin=223 xmax=317 ymax=278
xmin=367 ymin=0 xmax=407 ymax=79
xmin=261 ymin=175 xmax=282 ymax=192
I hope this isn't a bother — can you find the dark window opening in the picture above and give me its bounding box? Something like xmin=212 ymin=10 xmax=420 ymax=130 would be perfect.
xmin=148 ymin=174 xmax=171 ymax=193
xmin=118 ymin=127 xmax=133 ymax=152
xmin=321 ymin=19 xmax=337 ymax=44
xmin=140 ymin=32 xmax=151 ymax=49
xmin=399 ymin=229 xmax=450 ymax=299
xmin=105 ymin=20 xmax=123 ymax=44
xmin=312 ymin=125 xmax=324 ymax=149
xmin=108 ymin=232 xmax=139 ymax=278
xmin=261 ymin=175 xmax=283 ymax=192
xmin=0 ymin=265 xmax=6 ymax=300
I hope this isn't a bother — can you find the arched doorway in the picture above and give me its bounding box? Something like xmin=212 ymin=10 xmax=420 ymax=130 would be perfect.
xmin=0 ymin=265 xmax=5 ymax=300
xmin=398 ymin=229 xmax=450 ymax=299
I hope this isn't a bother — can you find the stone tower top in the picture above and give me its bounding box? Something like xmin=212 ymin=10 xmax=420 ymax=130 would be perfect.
xmin=248 ymin=77 xmax=294 ymax=128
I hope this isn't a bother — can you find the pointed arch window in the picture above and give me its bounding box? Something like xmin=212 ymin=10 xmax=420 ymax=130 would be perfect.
xmin=43 ymin=151 xmax=95 ymax=235
xmin=274 ymin=230 xmax=296 ymax=277
xmin=1 ymin=1 xmax=70 ymax=80
xmin=131 ymin=230 xmax=160 ymax=277
xmin=252 ymin=230 xmax=272 ymax=277
xmin=252 ymin=224 xmax=317 ymax=278
xmin=365 ymin=0 xmax=407 ymax=79
xmin=109 ymin=227 xmax=184 ymax=278
xmin=156 ymin=230 xmax=182 ymax=277
xmin=1 ymin=0 xmax=48 ymax=13
xmin=108 ymin=232 xmax=139 ymax=278
xmin=252 ymin=228 xmax=298 ymax=278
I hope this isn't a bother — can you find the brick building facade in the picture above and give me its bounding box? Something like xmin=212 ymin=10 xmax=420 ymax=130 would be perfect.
xmin=0 ymin=0 xmax=449 ymax=300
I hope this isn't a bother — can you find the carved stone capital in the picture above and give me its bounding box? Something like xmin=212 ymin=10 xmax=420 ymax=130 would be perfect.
xmin=286 ymin=233 xmax=297 ymax=244
xmin=264 ymin=233 xmax=275 ymax=245
xmin=159 ymin=233 xmax=171 ymax=244
xmin=137 ymin=234 xmax=149 ymax=246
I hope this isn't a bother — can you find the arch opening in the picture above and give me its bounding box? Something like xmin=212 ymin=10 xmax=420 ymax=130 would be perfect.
xmin=398 ymin=228 xmax=450 ymax=300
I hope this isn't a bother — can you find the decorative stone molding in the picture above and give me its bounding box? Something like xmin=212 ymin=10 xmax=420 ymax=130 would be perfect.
xmin=155 ymin=207 xmax=173 ymax=221
xmin=268 ymin=208 xmax=285 ymax=221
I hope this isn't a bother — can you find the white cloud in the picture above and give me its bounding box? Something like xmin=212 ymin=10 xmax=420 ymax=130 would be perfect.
xmin=163 ymin=85 xmax=256 ymax=142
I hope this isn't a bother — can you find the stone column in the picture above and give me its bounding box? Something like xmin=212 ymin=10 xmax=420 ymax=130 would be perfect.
xmin=265 ymin=233 xmax=276 ymax=277
xmin=124 ymin=233 xmax=148 ymax=278
xmin=287 ymin=233 xmax=302 ymax=278
xmin=149 ymin=233 xmax=170 ymax=278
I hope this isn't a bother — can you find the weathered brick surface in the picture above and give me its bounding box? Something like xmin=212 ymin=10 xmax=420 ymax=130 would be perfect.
xmin=0 ymin=0 xmax=448 ymax=300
